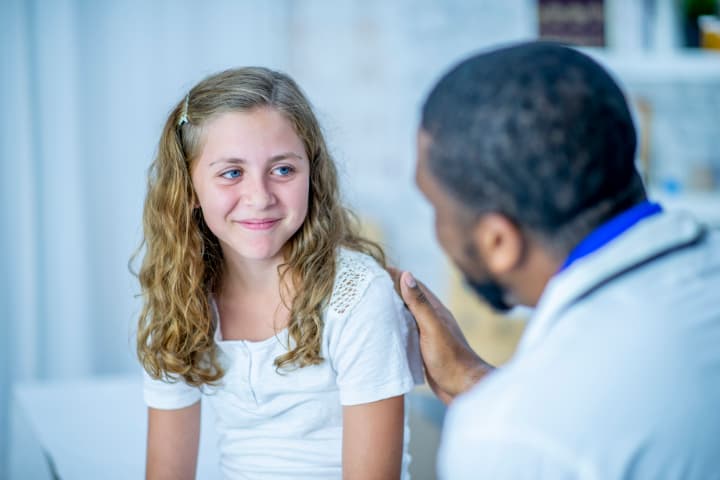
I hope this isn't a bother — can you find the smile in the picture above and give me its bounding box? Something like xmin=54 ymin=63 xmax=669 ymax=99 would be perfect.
xmin=237 ymin=218 xmax=281 ymax=231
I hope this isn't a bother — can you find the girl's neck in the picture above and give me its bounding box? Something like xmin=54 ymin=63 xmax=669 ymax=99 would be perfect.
xmin=221 ymin=253 xmax=285 ymax=295
xmin=215 ymin=250 xmax=294 ymax=341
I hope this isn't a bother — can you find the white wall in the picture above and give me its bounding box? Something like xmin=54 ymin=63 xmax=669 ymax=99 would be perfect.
xmin=0 ymin=0 xmax=536 ymax=474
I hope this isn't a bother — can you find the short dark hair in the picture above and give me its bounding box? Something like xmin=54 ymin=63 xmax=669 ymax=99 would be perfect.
xmin=421 ymin=41 xmax=646 ymax=254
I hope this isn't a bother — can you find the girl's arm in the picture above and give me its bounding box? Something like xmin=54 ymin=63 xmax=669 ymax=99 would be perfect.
xmin=342 ymin=395 xmax=405 ymax=480
xmin=146 ymin=401 xmax=201 ymax=480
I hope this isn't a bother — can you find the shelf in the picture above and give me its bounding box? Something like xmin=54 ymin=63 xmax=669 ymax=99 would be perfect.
xmin=580 ymin=48 xmax=720 ymax=84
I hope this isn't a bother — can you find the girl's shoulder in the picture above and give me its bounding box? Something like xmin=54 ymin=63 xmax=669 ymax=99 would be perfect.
xmin=323 ymin=249 xmax=425 ymax=389
xmin=327 ymin=248 xmax=388 ymax=318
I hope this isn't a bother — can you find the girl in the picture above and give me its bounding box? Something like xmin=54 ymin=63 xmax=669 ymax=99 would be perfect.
xmin=135 ymin=67 xmax=422 ymax=479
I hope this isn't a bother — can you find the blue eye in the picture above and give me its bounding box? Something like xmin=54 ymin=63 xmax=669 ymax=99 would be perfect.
xmin=273 ymin=166 xmax=294 ymax=176
xmin=222 ymin=169 xmax=242 ymax=179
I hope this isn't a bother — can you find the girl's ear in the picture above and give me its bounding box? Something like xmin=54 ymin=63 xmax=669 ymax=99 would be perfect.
xmin=189 ymin=184 xmax=200 ymax=210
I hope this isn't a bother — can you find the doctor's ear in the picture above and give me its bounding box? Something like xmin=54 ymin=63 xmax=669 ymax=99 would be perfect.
xmin=471 ymin=213 xmax=525 ymax=275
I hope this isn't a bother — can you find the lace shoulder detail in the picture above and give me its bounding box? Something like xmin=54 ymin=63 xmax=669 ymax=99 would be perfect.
xmin=328 ymin=249 xmax=383 ymax=317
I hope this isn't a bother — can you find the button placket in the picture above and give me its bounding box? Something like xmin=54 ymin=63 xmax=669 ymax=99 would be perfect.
xmin=240 ymin=342 xmax=259 ymax=406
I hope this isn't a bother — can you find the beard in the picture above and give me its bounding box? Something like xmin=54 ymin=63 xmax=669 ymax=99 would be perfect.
xmin=464 ymin=275 xmax=513 ymax=312
xmin=461 ymin=239 xmax=515 ymax=313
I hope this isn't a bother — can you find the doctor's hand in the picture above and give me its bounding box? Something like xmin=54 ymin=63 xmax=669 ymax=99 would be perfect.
xmin=389 ymin=268 xmax=493 ymax=404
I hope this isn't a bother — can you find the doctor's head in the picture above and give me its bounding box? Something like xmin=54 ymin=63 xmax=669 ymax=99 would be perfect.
xmin=415 ymin=41 xmax=646 ymax=311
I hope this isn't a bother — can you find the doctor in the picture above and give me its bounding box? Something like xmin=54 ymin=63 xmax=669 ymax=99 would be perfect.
xmin=394 ymin=42 xmax=720 ymax=478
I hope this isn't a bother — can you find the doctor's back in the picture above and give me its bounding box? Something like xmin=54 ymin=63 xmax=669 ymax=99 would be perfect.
xmin=440 ymin=211 xmax=720 ymax=479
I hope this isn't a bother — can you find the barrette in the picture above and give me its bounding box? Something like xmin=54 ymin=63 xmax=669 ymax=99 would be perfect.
xmin=178 ymin=94 xmax=190 ymax=127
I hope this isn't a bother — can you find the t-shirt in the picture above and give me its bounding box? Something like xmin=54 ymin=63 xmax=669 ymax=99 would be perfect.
xmin=144 ymin=249 xmax=424 ymax=479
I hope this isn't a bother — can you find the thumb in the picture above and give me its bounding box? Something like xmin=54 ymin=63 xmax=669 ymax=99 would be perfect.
xmin=399 ymin=271 xmax=435 ymax=328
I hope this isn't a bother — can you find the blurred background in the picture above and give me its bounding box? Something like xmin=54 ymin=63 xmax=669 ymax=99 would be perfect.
xmin=1 ymin=0 xmax=719 ymax=478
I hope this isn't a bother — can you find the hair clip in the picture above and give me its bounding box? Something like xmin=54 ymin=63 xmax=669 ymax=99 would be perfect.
xmin=178 ymin=94 xmax=190 ymax=127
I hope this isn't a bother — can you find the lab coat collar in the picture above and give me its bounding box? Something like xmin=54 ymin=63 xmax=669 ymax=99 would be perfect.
xmin=515 ymin=210 xmax=706 ymax=357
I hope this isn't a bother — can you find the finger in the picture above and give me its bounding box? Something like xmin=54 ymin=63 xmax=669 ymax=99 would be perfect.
xmin=399 ymin=272 xmax=442 ymax=335
xmin=400 ymin=272 xmax=449 ymax=316
xmin=413 ymin=277 xmax=444 ymax=312
xmin=399 ymin=271 xmax=431 ymax=308
xmin=403 ymin=274 xmax=472 ymax=349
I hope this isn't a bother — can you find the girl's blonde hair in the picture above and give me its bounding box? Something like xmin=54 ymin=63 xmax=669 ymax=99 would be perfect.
xmin=136 ymin=67 xmax=384 ymax=386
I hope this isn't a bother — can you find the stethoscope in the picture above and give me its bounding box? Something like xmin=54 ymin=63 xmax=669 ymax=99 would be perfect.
xmin=572 ymin=222 xmax=709 ymax=306
xmin=516 ymin=218 xmax=711 ymax=359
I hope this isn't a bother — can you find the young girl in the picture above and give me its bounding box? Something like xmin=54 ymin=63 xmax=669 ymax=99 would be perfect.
xmin=136 ymin=67 xmax=422 ymax=479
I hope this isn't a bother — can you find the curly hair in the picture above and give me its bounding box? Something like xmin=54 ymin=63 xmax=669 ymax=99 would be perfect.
xmin=135 ymin=67 xmax=384 ymax=387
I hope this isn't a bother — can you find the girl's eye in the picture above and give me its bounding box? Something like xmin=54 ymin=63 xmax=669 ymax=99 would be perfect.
xmin=273 ymin=165 xmax=294 ymax=176
xmin=221 ymin=169 xmax=242 ymax=179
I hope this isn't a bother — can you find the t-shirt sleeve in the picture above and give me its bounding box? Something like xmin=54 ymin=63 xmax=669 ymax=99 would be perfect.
xmin=328 ymin=271 xmax=424 ymax=406
xmin=142 ymin=368 xmax=201 ymax=410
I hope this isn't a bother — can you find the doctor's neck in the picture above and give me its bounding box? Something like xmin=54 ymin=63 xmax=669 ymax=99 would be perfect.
xmin=501 ymin=238 xmax=565 ymax=308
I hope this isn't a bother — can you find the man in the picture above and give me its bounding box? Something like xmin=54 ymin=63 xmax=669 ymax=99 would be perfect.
xmin=394 ymin=42 xmax=720 ymax=478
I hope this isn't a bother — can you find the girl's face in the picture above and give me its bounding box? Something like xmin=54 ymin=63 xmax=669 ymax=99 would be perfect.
xmin=191 ymin=107 xmax=310 ymax=264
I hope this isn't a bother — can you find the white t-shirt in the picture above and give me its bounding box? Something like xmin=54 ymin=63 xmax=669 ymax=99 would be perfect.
xmin=144 ymin=249 xmax=424 ymax=479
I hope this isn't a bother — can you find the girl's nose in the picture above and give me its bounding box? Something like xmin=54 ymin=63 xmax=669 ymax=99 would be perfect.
xmin=242 ymin=176 xmax=276 ymax=209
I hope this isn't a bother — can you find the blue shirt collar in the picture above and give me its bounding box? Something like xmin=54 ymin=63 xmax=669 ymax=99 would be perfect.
xmin=559 ymin=201 xmax=663 ymax=272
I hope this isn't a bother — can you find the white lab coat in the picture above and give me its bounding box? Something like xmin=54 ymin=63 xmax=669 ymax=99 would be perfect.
xmin=439 ymin=210 xmax=720 ymax=479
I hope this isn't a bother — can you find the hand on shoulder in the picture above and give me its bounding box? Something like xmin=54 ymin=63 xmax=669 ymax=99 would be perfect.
xmin=388 ymin=267 xmax=493 ymax=404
